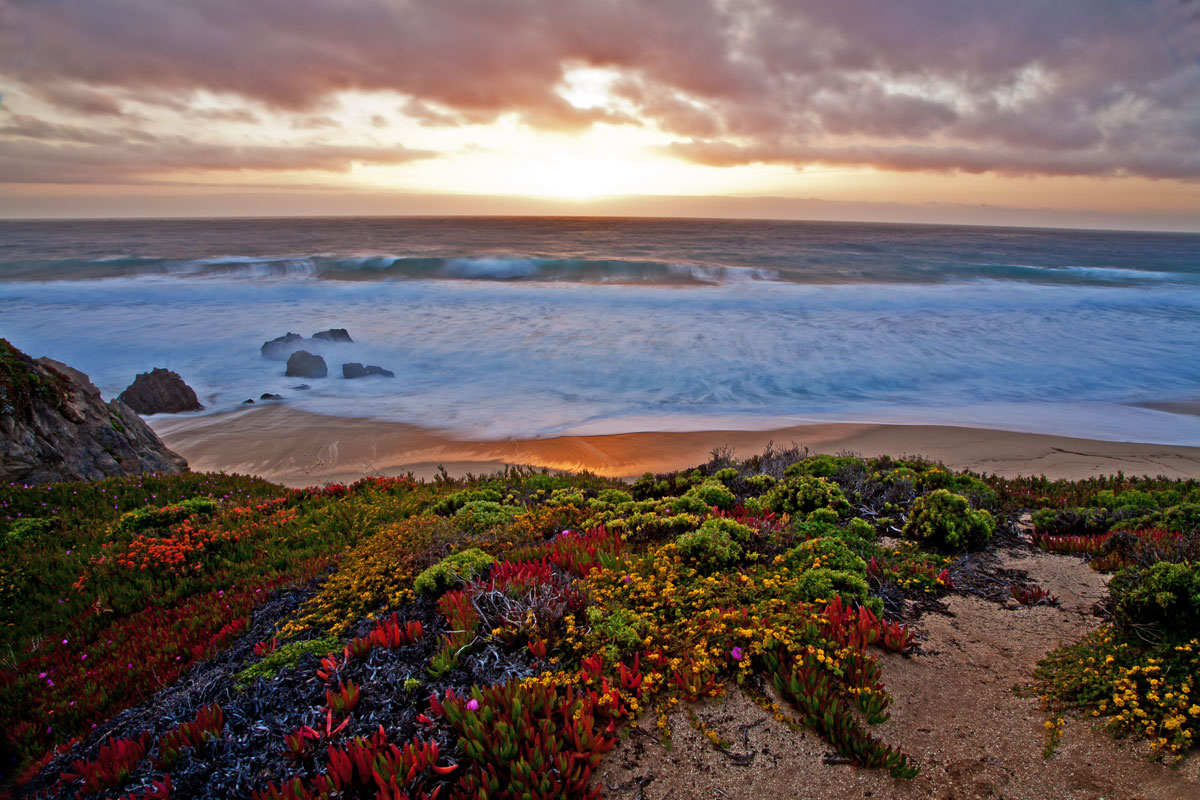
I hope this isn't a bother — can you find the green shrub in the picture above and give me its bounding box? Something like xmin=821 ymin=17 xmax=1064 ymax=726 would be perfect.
xmin=676 ymin=522 xmax=743 ymax=568
xmin=683 ymin=481 xmax=736 ymax=511
xmin=549 ymin=488 xmax=590 ymax=508
xmin=631 ymin=472 xmax=671 ymax=500
xmin=790 ymin=516 xmax=840 ymax=541
xmin=743 ymin=475 xmax=777 ymax=494
xmin=414 ymin=547 xmax=495 ymax=596
xmin=585 ymin=606 xmax=644 ymax=661
xmin=3 ymin=517 xmax=52 ymax=547
xmin=1162 ymin=503 xmax=1200 ymax=534
xmin=945 ymin=473 xmax=998 ymax=510
xmin=761 ymin=476 xmax=850 ymax=517
xmin=454 ymin=500 xmax=519 ymax=534
xmin=1110 ymin=561 xmax=1200 ymax=644
xmin=665 ymin=495 xmax=713 ymax=516
xmin=1031 ymin=506 xmax=1112 ymax=537
xmin=111 ymin=497 xmax=220 ymax=538
xmin=846 ymin=517 xmax=876 ymax=541
xmin=430 ymin=486 xmax=503 ymax=516
xmin=713 ymin=468 xmax=739 ymax=486
xmin=596 ymin=488 xmax=633 ymax=505
xmin=902 ymin=490 xmax=994 ymax=551
xmin=698 ymin=517 xmax=754 ymax=545
xmin=786 ymin=569 xmax=880 ymax=614
xmin=784 ymin=455 xmax=864 ymax=479
xmin=784 ymin=536 xmax=867 ymax=574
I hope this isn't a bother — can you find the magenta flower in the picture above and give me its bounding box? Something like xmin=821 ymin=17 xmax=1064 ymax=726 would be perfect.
xmin=731 ymin=647 xmax=744 ymax=661
xmin=466 ymin=698 xmax=480 ymax=711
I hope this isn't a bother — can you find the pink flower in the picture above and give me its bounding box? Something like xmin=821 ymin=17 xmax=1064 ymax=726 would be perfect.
xmin=466 ymin=698 xmax=479 ymax=711
xmin=731 ymin=647 xmax=744 ymax=661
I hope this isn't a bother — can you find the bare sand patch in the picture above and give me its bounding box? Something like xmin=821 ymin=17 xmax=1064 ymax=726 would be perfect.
xmin=594 ymin=549 xmax=1198 ymax=799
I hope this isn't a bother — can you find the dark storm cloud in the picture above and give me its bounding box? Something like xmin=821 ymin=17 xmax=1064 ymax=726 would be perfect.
xmin=1 ymin=0 xmax=1197 ymax=180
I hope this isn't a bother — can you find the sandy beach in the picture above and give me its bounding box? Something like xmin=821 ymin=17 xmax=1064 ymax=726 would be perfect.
xmin=149 ymin=405 xmax=1200 ymax=487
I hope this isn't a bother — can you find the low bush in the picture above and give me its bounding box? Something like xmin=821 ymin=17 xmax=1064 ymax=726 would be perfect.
xmin=1109 ymin=561 xmax=1200 ymax=644
xmin=761 ymin=475 xmax=851 ymax=517
xmin=413 ymin=547 xmax=495 ymax=597
xmin=902 ymin=489 xmax=994 ymax=551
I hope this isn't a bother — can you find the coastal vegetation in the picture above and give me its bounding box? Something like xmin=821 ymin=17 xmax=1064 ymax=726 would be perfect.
xmin=1 ymin=452 xmax=1198 ymax=798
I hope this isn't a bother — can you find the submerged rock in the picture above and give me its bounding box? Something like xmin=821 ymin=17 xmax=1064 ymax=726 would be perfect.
xmin=259 ymin=393 xmax=283 ymax=401
xmin=286 ymin=350 xmax=327 ymax=379
xmin=342 ymin=363 xmax=395 ymax=379
xmin=118 ymin=368 xmax=203 ymax=414
xmin=312 ymin=328 xmax=353 ymax=343
xmin=0 ymin=339 xmax=187 ymax=484
xmin=261 ymin=332 xmax=306 ymax=361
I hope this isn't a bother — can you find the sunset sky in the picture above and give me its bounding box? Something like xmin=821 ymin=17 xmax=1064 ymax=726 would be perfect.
xmin=1 ymin=0 xmax=1198 ymax=229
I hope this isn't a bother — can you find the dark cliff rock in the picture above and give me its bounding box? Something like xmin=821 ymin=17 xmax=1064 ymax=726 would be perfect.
xmin=118 ymin=368 xmax=203 ymax=414
xmin=0 ymin=340 xmax=188 ymax=485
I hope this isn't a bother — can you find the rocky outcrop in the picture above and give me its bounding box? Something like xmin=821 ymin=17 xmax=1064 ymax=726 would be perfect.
xmin=118 ymin=368 xmax=203 ymax=414
xmin=312 ymin=328 xmax=353 ymax=343
xmin=285 ymin=351 xmax=327 ymax=378
xmin=262 ymin=329 xmax=353 ymax=360
xmin=0 ymin=340 xmax=187 ymax=485
xmin=261 ymin=333 xmax=306 ymax=361
xmin=342 ymin=363 xmax=395 ymax=379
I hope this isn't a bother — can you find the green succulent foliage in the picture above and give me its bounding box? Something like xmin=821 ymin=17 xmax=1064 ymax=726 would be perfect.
xmin=3 ymin=517 xmax=52 ymax=548
xmin=413 ymin=547 xmax=495 ymax=596
xmin=453 ymin=500 xmax=520 ymax=534
xmin=761 ymin=475 xmax=851 ymax=517
xmin=676 ymin=520 xmax=744 ymax=568
xmin=784 ymin=455 xmax=865 ymax=479
xmin=1110 ymin=561 xmax=1200 ymax=645
xmin=235 ymin=635 xmax=340 ymax=687
xmin=902 ymin=489 xmax=994 ymax=551
xmin=684 ymin=481 xmax=737 ymax=511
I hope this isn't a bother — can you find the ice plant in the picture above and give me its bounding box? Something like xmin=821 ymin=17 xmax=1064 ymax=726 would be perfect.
xmin=62 ymin=733 xmax=152 ymax=796
xmin=325 ymin=680 xmax=361 ymax=718
xmin=155 ymin=703 xmax=225 ymax=769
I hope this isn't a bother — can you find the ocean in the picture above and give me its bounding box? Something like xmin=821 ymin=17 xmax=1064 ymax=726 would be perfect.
xmin=1 ymin=216 xmax=1198 ymax=445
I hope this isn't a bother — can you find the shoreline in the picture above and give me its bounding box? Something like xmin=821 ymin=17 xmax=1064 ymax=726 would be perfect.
xmin=148 ymin=405 xmax=1200 ymax=488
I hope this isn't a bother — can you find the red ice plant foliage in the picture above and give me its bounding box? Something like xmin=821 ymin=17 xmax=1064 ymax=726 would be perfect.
xmin=61 ymin=733 xmax=151 ymax=796
xmin=256 ymin=725 xmax=453 ymax=800
xmin=430 ymin=680 xmax=616 ymax=799
xmin=155 ymin=703 xmax=225 ymax=770
xmin=546 ymin=526 xmax=625 ymax=577
xmin=345 ymin=614 xmax=423 ymax=660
